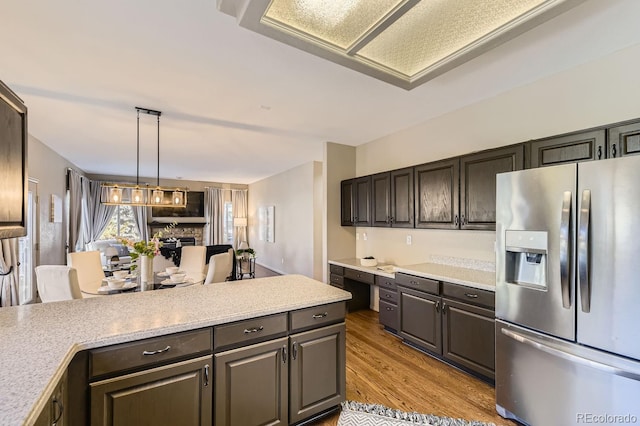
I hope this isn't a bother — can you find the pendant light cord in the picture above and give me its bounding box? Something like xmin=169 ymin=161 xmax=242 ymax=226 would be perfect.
xmin=157 ymin=114 xmax=160 ymax=186
xmin=136 ymin=109 xmax=140 ymax=185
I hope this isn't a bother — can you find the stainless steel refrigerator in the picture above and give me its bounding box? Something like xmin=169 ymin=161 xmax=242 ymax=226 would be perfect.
xmin=495 ymin=155 xmax=640 ymax=425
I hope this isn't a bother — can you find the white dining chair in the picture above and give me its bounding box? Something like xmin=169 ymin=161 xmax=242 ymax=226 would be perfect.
xmin=67 ymin=251 xmax=106 ymax=297
xmin=35 ymin=265 xmax=83 ymax=302
xmin=204 ymin=248 xmax=234 ymax=284
xmin=179 ymin=246 xmax=207 ymax=278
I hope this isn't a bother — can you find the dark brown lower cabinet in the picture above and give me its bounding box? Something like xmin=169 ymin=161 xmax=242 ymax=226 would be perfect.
xmin=90 ymin=355 xmax=213 ymax=426
xmin=215 ymin=338 xmax=288 ymax=426
xmin=215 ymin=324 xmax=346 ymax=426
xmin=397 ymin=286 xmax=441 ymax=353
xmin=34 ymin=372 xmax=66 ymax=426
xmin=289 ymin=323 xmax=346 ymax=424
xmin=442 ymin=298 xmax=495 ymax=380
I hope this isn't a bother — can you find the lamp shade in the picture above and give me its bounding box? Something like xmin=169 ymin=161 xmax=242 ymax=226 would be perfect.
xmin=234 ymin=217 xmax=248 ymax=227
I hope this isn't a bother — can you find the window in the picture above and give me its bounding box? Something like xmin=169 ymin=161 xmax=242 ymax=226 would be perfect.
xmin=99 ymin=205 xmax=141 ymax=240
xmin=222 ymin=202 xmax=234 ymax=244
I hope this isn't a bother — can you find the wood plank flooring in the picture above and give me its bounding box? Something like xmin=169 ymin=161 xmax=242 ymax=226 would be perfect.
xmin=311 ymin=310 xmax=515 ymax=426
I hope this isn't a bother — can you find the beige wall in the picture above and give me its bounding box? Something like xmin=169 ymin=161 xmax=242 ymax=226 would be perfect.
xmin=28 ymin=135 xmax=83 ymax=265
xmin=350 ymin=42 xmax=640 ymax=266
xmin=248 ymin=161 xmax=322 ymax=279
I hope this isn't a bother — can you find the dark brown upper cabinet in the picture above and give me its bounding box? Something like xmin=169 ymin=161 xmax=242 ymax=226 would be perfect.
xmin=528 ymin=130 xmax=606 ymax=168
xmin=460 ymin=145 xmax=524 ymax=230
xmin=340 ymin=176 xmax=371 ymax=227
xmin=414 ymin=159 xmax=459 ymax=229
xmin=607 ymin=121 xmax=640 ymax=158
xmin=371 ymin=168 xmax=414 ymax=228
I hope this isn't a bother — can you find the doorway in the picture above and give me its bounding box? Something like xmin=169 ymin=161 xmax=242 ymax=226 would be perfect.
xmin=17 ymin=179 xmax=39 ymax=304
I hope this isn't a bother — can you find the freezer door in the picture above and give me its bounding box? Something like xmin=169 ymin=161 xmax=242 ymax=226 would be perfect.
xmin=496 ymin=164 xmax=576 ymax=340
xmin=577 ymin=156 xmax=640 ymax=360
xmin=496 ymin=320 xmax=640 ymax=426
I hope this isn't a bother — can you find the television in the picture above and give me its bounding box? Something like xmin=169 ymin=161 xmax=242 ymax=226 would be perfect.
xmin=0 ymin=79 xmax=28 ymax=239
xmin=150 ymin=191 xmax=206 ymax=223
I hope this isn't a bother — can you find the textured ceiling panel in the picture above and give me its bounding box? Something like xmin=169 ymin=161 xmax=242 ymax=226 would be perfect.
xmin=356 ymin=0 xmax=547 ymax=77
xmin=264 ymin=0 xmax=406 ymax=50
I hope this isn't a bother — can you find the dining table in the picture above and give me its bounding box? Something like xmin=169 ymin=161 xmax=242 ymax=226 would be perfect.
xmin=92 ymin=271 xmax=206 ymax=295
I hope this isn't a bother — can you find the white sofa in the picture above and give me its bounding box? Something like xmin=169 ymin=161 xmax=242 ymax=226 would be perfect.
xmin=85 ymin=239 xmax=132 ymax=266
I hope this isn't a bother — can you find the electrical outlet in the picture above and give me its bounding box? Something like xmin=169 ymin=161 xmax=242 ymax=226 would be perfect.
xmin=363 ymin=233 xmax=368 ymax=241
xmin=406 ymin=235 xmax=412 ymax=245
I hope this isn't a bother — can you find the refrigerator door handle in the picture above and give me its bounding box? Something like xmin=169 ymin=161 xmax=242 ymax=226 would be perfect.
xmin=501 ymin=328 xmax=640 ymax=381
xmin=560 ymin=191 xmax=572 ymax=309
xmin=578 ymin=189 xmax=591 ymax=313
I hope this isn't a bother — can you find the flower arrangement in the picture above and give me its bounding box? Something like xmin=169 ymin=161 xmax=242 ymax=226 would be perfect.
xmin=118 ymin=222 xmax=177 ymax=268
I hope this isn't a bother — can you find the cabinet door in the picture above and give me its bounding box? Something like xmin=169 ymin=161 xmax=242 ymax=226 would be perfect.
xmin=371 ymin=172 xmax=391 ymax=227
xmin=353 ymin=176 xmax=372 ymax=226
xmin=215 ymin=338 xmax=288 ymax=426
xmin=529 ymin=130 xmax=606 ymax=167
xmin=607 ymin=121 xmax=640 ymax=158
xmin=442 ymin=298 xmax=495 ymax=380
xmin=289 ymin=323 xmax=346 ymax=424
xmin=340 ymin=179 xmax=354 ymax=226
xmin=460 ymin=145 xmax=524 ymax=230
xmin=398 ymin=286 xmax=441 ymax=353
xmin=390 ymin=167 xmax=414 ymax=228
xmin=414 ymin=159 xmax=459 ymax=229
xmin=90 ymin=355 xmax=212 ymax=426
xmin=378 ymin=299 xmax=398 ymax=332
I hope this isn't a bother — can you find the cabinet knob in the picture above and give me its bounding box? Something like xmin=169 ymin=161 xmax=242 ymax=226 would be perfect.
xmin=454 ymin=215 xmax=459 ymax=227
xmin=385 ymin=294 xmax=392 ymax=298
xmin=204 ymin=364 xmax=210 ymax=387
xmin=597 ymin=145 xmax=603 ymax=159
xmin=612 ymin=143 xmax=617 ymax=158
xmin=292 ymin=342 xmax=298 ymax=360
xmin=435 ymin=301 xmax=440 ymax=313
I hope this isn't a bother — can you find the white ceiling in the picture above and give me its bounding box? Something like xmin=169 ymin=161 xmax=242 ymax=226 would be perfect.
xmin=2 ymin=0 xmax=639 ymax=184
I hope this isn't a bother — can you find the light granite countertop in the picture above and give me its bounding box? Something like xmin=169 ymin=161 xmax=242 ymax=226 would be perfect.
xmin=329 ymin=257 xmax=496 ymax=292
xmin=0 ymin=275 xmax=350 ymax=426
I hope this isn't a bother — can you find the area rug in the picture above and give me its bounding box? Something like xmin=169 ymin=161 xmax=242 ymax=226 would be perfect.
xmin=337 ymin=401 xmax=496 ymax=426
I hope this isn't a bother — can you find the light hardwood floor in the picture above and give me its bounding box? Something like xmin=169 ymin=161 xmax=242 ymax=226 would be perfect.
xmin=311 ymin=310 xmax=515 ymax=426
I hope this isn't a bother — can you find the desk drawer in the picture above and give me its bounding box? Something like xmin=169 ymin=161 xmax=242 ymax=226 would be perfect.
xmin=379 ymin=287 xmax=398 ymax=304
xmin=375 ymin=275 xmax=396 ymax=290
xmin=442 ymin=282 xmax=495 ymax=308
xmin=329 ymin=273 xmax=344 ymax=288
xmin=395 ymin=273 xmax=439 ymax=295
xmin=90 ymin=328 xmax=212 ymax=379
xmin=290 ymin=302 xmax=346 ymax=332
xmin=214 ymin=313 xmax=288 ymax=352
xmin=344 ymin=268 xmax=374 ymax=285
xmin=329 ymin=264 xmax=344 ymax=275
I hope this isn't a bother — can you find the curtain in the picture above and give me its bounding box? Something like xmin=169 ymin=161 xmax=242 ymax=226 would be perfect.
xmin=88 ymin=180 xmax=116 ymax=243
xmin=132 ymin=206 xmax=149 ymax=241
xmin=205 ymin=187 xmax=225 ymax=245
xmin=232 ymin=189 xmax=248 ymax=247
xmin=0 ymin=238 xmax=19 ymax=307
xmin=67 ymin=169 xmax=85 ymax=252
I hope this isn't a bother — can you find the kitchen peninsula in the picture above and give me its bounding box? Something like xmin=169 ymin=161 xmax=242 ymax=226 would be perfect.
xmin=0 ymin=275 xmax=350 ymax=425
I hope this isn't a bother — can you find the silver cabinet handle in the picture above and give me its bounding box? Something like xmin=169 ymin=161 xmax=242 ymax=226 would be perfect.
xmin=435 ymin=301 xmax=440 ymax=313
xmin=560 ymin=191 xmax=572 ymax=309
xmin=292 ymin=341 xmax=298 ymax=360
xmin=312 ymin=312 xmax=328 ymax=319
xmin=282 ymin=346 xmax=287 ymax=364
xmin=578 ymin=189 xmax=591 ymax=313
xmin=464 ymin=293 xmax=478 ymax=299
xmin=52 ymin=398 xmax=63 ymax=426
xmin=142 ymin=345 xmax=171 ymax=356
xmin=243 ymin=326 xmax=264 ymax=334
xmin=204 ymin=364 xmax=210 ymax=387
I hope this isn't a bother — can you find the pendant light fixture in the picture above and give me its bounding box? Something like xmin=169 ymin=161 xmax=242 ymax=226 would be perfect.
xmin=101 ymin=107 xmax=188 ymax=207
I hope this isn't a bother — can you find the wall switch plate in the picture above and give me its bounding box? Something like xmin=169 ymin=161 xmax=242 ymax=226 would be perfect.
xmin=356 ymin=233 xmax=360 ymax=240
xmin=363 ymin=233 xmax=368 ymax=241
xmin=406 ymin=235 xmax=412 ymax=245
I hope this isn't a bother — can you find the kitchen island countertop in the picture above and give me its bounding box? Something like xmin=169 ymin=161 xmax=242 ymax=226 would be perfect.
xmin=0 ymin=275 xmax=350 ymax=425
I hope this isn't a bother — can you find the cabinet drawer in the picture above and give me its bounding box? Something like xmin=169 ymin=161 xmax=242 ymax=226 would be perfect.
xmin=395 ymin=273 xmax=439 ymax=294
xmin=290 ymin=302 xmax=346 ymax=332
xmin=442 ymin=282 xmax=495 ymax=308
xmin=214 ymin=313 xmax=288 ymax=352
xmin=344 ymin=268 xmax=374 ymax=285
xmin=90 ymin=328 xmax=212 ymax=379
xmin=329 ymin=273 xmax=344 ymax=287
xmin=379 ymin=300 xmax=398 ymax=331
xmin=379 ymin=287 xmax=398 ymax=304
xmin=329 ymin=264 xmax=344 ymax=275
xmin=375 ymin=275 xmax=396 ymax=290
